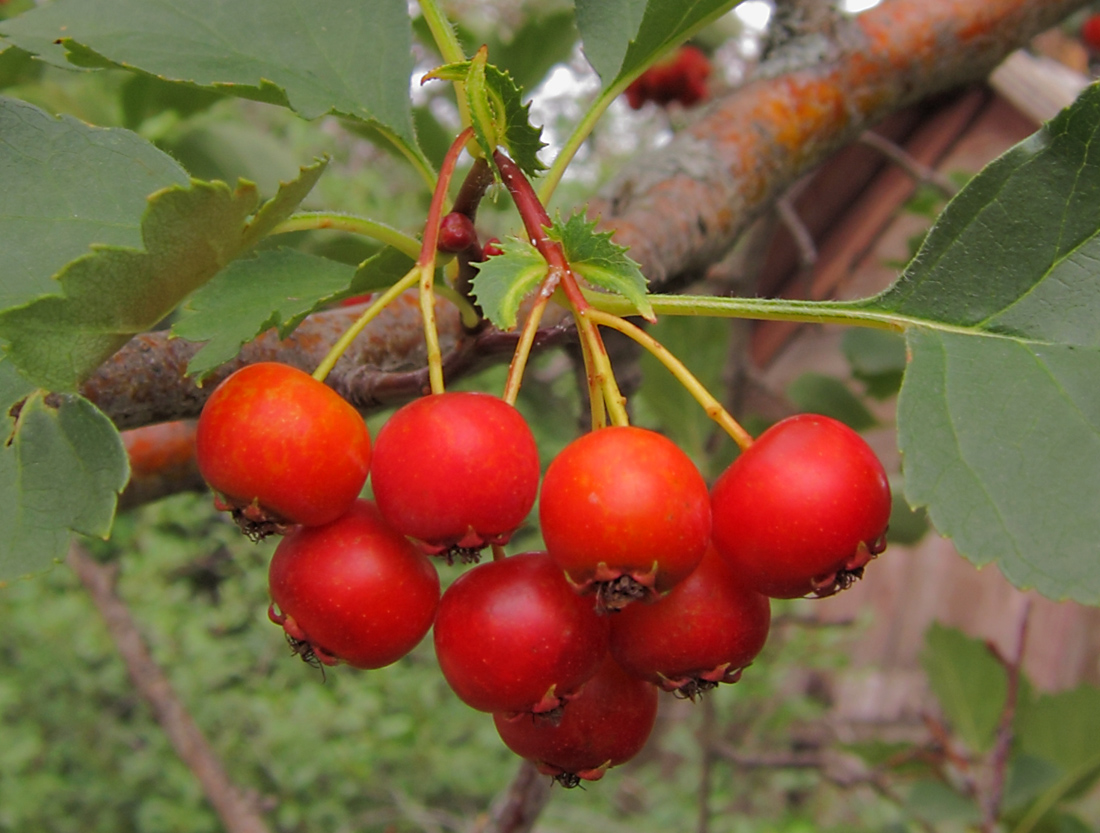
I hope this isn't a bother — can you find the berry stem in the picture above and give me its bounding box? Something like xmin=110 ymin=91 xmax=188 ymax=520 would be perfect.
xmin=586 ymin=308 xmax=754 ymax=451
xmin=493 ymin=150 xmax=628 ymax=426
xmin=417 ymin=127 xmax=475 ymax=395
xmin=311 ymin=266 xmax=421 ymax=382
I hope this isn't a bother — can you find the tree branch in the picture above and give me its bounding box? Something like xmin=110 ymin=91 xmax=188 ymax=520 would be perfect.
xmin=67 ymin=543 xmax=273 ymax=833
xmin=589 ymin=0 xmax=1086 ymax=286
xmin=79 ymin=0 xmax=1082 ymax=430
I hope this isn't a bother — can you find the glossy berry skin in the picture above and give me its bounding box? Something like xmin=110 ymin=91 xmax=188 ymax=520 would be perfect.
xmin=370 ymin=392 xmax=540 ymax=559
xmin=437 ymin=212 xmax=478 ymax=254
xmin=625 ymin=45 xmax=711 ymax=110
xmin=493 ymin=655 xmax=659 ymax=786
xmin=433 ymin=552 xmax=610 ymax=715
xmin=710 ymin=414 xmax=891 ymax=599
xmin=196 ymin=362 xmax=371 ymax=529
xmin=609 ymin=545 xmax=771 ymax=698
xmin=539 ymin=426 xmax=711 ymax=607
xmin=268 ymin=500 xmax=440 ymax=669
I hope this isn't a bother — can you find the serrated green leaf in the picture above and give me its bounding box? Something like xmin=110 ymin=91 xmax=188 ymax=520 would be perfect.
xmin=469 ymin=238 xmax=547 ymax=331
xmin=171 ymin=249 xmax=357 ymax=380
xmin=0 ymin=0 xmax=423 ymax=163
xmin=0 ymin=161 xmax=326 ymax=391
xmin=574 ymin=0 xmax=735 ymax=84
xmin=0 ymin=96 xmax=190 ymax=312
xmin=0 ymin=392 xmax=129 ymax=580
xmin=549 ymin=211 xmax=653 ymax=320
xmin=426 ymin=53 xmax=546 ymax=178
xmin=920 ymin=623 xmax=1006 ymax=754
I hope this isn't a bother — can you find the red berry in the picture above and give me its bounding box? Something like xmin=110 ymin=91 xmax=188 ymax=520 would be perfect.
xmin=196 ymin=362 xmax=371 ymax=534
xmin=609 ymin=545 xmax=771 ymax=698
xmin=623 ymin=45 xmax=711 ymax=110
xmin=267 ymin=500 xmax=440 ymax=670
xmin=710 ymin=414 xmax=891 ymax=599
xmin=1082 ymin=14 xmax=1100 ymax=51
xmin=539 ymin=426 xmax=711 ymax=610
xmin=437 ymin=212 xmax=478 ymax=254
xmin=370 ymin=391 xmax=540 ymax=561
xmin=493 ymin=655 xmax=659 ymax=787
xmin=433 ymin=552 xmax=610 ymax=715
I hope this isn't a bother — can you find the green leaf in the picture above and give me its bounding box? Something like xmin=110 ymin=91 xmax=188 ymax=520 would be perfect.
xmin=856 ymin=83 xmax=1100 ymax=604
xmin=1016 ymin=685 xmax=1100 ymax=793
xmin=425 ymin=52 xmax=546 ymax=178
xmin=920 ymin=623 xmax=1006 ymax=754
xmin=0 ymin=161 xmax=326 ymax=391
xmin=469 ymin=239 xmax=548 ymax=331
xmin=841 ymin=328 xmax=907 ymax=400
xmin=785 ymin=373 xmax=877 ymax=431
xmin=574 ymin=0 xmax=735 ymax=84
xmin=905 ymin=779 xmax=982 ymax=825
xmin=171 ymin=249 xmax=357 ymax=380
xmin=0 ymin=392 xmax=129 ymax=580
xmin=0 ymin=0 xmax=422 ymax=160
xmin=0 ymin=96 xmax=190 ymax=312
xmin=549 ymin=211 xmax=653 ymax=321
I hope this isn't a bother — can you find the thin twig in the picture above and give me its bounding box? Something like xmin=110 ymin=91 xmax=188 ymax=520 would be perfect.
xmin=67 ymin=543 xmax=272 ymax=833
xmin=858 ymin=129 xmax=959 ymax=197
xmin=479 ymin=760 xmax=553 ymax=833
xmin=981 ymin=600 xmax=1033 ymax=832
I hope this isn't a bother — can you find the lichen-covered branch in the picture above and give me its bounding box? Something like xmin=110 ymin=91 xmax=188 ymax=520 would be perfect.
xmin=590 ymin=0 xmax=1088 ymax=285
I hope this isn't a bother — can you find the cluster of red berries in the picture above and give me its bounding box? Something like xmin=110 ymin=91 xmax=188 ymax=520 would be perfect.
xmin=624 ymin=45 xmax=711 ymax=110
xmin=195 ymin=361 xmax=891 ymax=785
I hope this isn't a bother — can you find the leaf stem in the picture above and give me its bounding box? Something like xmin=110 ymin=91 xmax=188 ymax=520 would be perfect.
xmin=273 ymin=212 xmax=421 ymax=260
xmin=586 ymin=308 xmax=753 ymax=450
xmin=417 ymin=0 xmax=473 ymax=131
xmin=584 ymin=291 xmax=910 ymax=332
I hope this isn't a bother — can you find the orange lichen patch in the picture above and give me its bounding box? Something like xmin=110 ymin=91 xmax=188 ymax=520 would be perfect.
xmin=123 ymin=420 xmax=198 ymax=477
xmin=859 ymin=3 xmax=939 ymax=74
xmin=755 ymin=76 xmax=850 ymax=161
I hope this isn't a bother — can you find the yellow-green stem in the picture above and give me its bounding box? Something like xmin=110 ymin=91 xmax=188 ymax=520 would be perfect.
xmin=273 ymin=213 xmax=421 ymax=261
xmin=311 ymin=268 xmax=420 ymax=382
xmin=502 ymin=278 xmax=554 ymax=406
xmin=419 ymin=263 xmax=446 ymax=394
xmin=587 ymin=308 xmax=754 ymax=450
xmin=575 ymin=307 xmax=628 ymax=427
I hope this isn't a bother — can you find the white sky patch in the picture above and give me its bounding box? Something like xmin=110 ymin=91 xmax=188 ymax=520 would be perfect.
xmin=840 ymin=0 xmax=883 ymax=12
xmin=735 ymin=0 xmax=773 ymax=32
